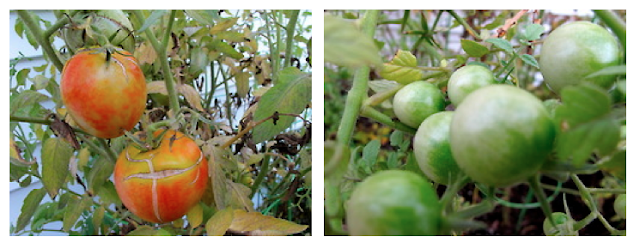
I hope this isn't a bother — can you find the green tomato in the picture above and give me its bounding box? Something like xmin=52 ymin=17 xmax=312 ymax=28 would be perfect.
xmin=539 ymin=21 xmax=622 ymax=93
xmin=392 ymin=81 xmax=445 ymax=128
xmin=63 ymin=10 xmax=135 ymax=52
xmin=543 ymin=212 xmax=578 ymax=236
xmin=447 ymin=65 xmax=496 ymax=107
xmin=413 ymin=111 xmax=462 ymax=185
xmin=614 ymin=194 xmax=626 ymax=219
xmin=346 ymin=170 xmax=442 ymax=235
xmin=450 ymin=85 xmax=556 ymax=187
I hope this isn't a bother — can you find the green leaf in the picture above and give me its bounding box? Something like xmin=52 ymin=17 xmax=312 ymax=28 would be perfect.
xmin=380 ymin=50 xmax=423 ymax=85
xmin=15 ymin=17 xmax=25 ymax=38
xmin=14 ymin=187 xmax=46 ymax=233
xmin=555 ymin=84 xmax=620 ymax=166
xmin=185 ymin=10 xmax=218 ymax=26
xmin=41 ymin=137 xmax=74 ymax=198
xmin=485 ymin=38 xmax=514 ymax=53
xmin=138 ymin=10 xmax=168 ymax=32
xmin=10 ymin=89 xmax=48 ymax=116
xmin=324 ymin=14 xmax=382 ymax=68
xmin=16 ymin=68 xmax=30 ymax=86
xmin=389 ymin=130 xmax=405 ymax=147
xmin=461 ymin=39 xmax=489 ymax=57
xmin=87 ymin=156 xmax=114 ymax=195
xmin=212 ymin=40 xmax=244 ymax=60
xmin=521 ymin=23 xmax=544 ymax=41
xmin=252 ymin=67 xmax=311 ymax=143
xmin=362 ymin=139 xmax=381 ymax=167
xmin=519 ymin=54 xmax=539 ymax=69
xmin=62 ymin=194 xmax=92 ymax=232
xmin=585 ymin=65 xmax=626 ymax=79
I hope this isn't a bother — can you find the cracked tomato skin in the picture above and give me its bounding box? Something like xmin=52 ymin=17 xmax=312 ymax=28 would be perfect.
xmin=114 ymin=130 xmax=208 ymax=223
xmin=60 ymin=47 xmax=146 ymax=138
xmin=450 ymin=85 xmax=556 ymax=187
xmin=346 ymin=170 xmax=442 ymax=235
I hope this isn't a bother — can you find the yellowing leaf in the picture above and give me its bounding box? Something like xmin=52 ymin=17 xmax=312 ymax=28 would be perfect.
xmin=210 ymin=18 xmax=239 ymax=35
xmin=226 ymin=180 xmax=255 ymax=212
xmin=229 ymin=209 xmax=308 ymax=236
xmin=127 ymin=225 xmax=172 ymax=236
xmin=178 ymin=84 xmax=205 ymax=112
xmin=146 ymin=81 xmax=168 ymax=95
xmin=186 ymin=203 xmax=204 ymax=227
xmin=205 ymin=207 xmax=234 ymax=236
xmin=41 ymin=137 xmax=73 ymax=198
xmin=380 ymin=50 xmax=423 ymax=85
xmin=235 ymin=71 xmax=250 ymax=98
xmin=134 ymin=42 xmax=157 ymax=65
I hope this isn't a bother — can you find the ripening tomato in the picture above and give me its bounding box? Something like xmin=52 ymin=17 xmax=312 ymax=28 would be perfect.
xmin=450 ymin=85 xmax=556 ymax=187
xmin=60 ymin=47 xmax=147 ymax=138
xmin=114 ymin=130 xmax=208 ymax=223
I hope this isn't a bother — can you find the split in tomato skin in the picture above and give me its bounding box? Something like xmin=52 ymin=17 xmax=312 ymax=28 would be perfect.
xmin=60 ymin=47 xmax=147 ymax=139
xmin=114 ymin=130 xmax=208 ymax=223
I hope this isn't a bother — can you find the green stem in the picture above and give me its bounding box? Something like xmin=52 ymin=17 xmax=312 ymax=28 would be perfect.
xmin=440 ymin=175 xmax=470 ymax=214
xmin=360 ymin=106 xmax=417 ymax=134
xmin=250 ymin=154 xmax=271 ymax=198
xmin=362 ymin=84 xmax=403 ymax=107
xmin=528 ymin=174 xmax=556 ymax=227
xmin=162 ymin=10 xmax=176 ymax=50
xmin=570 ymin=174 xmax=624 ymax=235
xmin=283 ymin=10 xmax=300 ymax=68
xmin=335 ymin=10 xmax=380 ymax=147
xmin=15 ymin=10 xmax=64 ymax=71
xmin=131 ymin=10 xmax=180 ymax=117
xmin=263 ymin=11 xmax=279 ymax=84
xmin=97 ymin=138 xmax=117 ymax=163
xmin=593 ymin=10 xmax=626 ymax=52
xmin=447 ymin=10 xmax=480 ymax=39
xmin=76 ymin=135 xmax=115 ymax=164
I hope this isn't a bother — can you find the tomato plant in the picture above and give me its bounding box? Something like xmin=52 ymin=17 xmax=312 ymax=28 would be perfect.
xmin=60 ymin=47 xmax=147 ymax=139
xmin=11 ymin=10 xmax=311 ymax=236
xmin=345 ymin=170 xmax=441 ymax=235
xmin=325 ymin=9 xmax=625 ymax=236
xmin=539 ymin=21 xmax=622 ymax=93
xmin=392 ymin=81 xmax=445 ymax=128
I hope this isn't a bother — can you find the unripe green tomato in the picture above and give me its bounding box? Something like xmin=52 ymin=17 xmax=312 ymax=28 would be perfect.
xmin=450 ymin=85 xmax=556 ymax=187
xmin=346 ymin=170 xmax=442 ymax=235
xmin=614 ymin=194 xmax=626 ymax=219
xmin=539 ymin=21 xmax=622 ymax=93
xmin=543 ymin=212 xmax=578 ymax=236
xmin=392 ymin=81 xmax=445 ymax=128
xmin=447 ymin=65 xmax=496 ymax=107
xmin=64 ymin=10 xmax=135 ymax=53
xmin=413 ymin=111 xmax=462 ymax=185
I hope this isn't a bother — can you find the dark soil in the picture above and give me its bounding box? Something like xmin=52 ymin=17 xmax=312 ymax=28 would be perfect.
xmin=440 ymin=172 xmax=626 ymax=235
